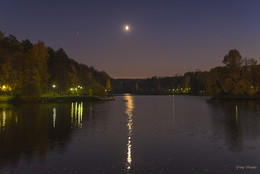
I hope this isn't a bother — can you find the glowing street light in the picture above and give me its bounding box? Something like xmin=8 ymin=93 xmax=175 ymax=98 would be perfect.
xmin=52 ymin=84 xmax=56 ymax=88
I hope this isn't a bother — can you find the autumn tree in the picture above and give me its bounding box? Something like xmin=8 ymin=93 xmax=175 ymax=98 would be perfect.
xmin=0 ymin=34 xmax=24 ymax=93
xmin=0 ymin=30 xmax=109 ymax=98
xmin=22 ymin=39 xmax=33 ymax=53
xmin=22 ymin=41 xmax=49 ymax=100
xmin=223 ymin=49 xmax=242 ymax=68
xmin=183 ymin=74 xmax=190 ymax=89
xmin=207 ymin=49 xmax=259 ymax=96
xmin=242 ymin=57 xmax=257 ymax=66
xmin=48 ymin=48 xmax=70 ymax=94
xmin=106 ymin=78 xmax=111 ymax=90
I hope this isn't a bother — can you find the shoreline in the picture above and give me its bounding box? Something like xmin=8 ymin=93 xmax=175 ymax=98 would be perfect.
xmin=114 ymin=93 xmax=260 ymax=100
xmin=211 ymin=95 xmax=260 ymax=100
xmin=0 ymin=95 xmax=115 ymax=103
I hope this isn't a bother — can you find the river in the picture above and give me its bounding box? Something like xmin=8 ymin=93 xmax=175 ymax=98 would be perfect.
xmin=0 ymin=95 xmax=259 ymax=173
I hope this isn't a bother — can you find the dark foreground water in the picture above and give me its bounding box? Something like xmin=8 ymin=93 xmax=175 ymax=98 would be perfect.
xmin=0 ymin=95 xmax=260 ymax=174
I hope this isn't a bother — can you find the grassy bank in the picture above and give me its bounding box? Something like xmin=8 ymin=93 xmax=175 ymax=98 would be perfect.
xmin=0 ymin=96 xmax=13 ymax=102
xmin=40 ymin=95 xmax=114 ymax=102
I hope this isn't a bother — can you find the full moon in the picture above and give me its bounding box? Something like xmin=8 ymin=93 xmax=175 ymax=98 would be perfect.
xmin=125 ymin=25 xmax=129 ymax=31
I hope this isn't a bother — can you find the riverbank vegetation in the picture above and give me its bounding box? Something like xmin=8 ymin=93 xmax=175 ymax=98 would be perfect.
xmin=112 ymin=49 xmax=260 ymax=97
xmin=0 ymin=31 xmax=111 ymax=101
xmin=112 ymin=71 xmax=209 ymax=95
xmin=206 ymin=49 xmax=259 ymax=96
xmin=1 ymin=31 xmax=259 ymax=98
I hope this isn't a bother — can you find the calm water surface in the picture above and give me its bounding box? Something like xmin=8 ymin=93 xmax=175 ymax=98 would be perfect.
xmin=0 ymin=95 xmax=260 ymax=174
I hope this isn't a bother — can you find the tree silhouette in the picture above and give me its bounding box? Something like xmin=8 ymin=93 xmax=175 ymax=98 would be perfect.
xmin=223 ymin=49 xmax=242 ymax=68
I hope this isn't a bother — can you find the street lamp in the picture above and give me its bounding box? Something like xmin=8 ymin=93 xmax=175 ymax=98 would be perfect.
xmin=1 ymin=85 xmax=6 ymax=91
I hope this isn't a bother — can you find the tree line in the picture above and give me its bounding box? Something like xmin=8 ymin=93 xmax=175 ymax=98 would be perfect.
xmin=0 ymin=31 xmax=110 ymax=100
xmin=1 ymin=30 xmax=258 ymax=97
xmin=207 ymin=49 xmax=259 ymax=96
xmin=112 ymin=71 xmax=209 ymax=95
xmin=112 ymin=49 xmax=260 ymax=96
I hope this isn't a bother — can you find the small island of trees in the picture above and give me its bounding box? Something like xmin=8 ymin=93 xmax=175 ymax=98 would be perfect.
xmin=0 ymin=31 xmax=111 ymax=101
xmin=207 ymin=49 xmax=259 ymax=97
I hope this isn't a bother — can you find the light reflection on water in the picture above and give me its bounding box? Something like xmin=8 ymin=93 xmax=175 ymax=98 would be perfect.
xmin=3 ymin=109 xmax=6 ymax=129
xmin=0 ymin=110 xmax=7 ymax=132
xmin=236 ymin=105 xmax=238 ymax=124
xmin=53 ymin=107 xmax=56 ymax=128
xmin=70 ymin=102 xmax=84 ymax=128
xmin=172 ymin=95 xmax=175 ymax=123
xmin=124 ymin=94 xmax=134 ymax=171
xmin=0 ymin=97 xmax=259 ymax=173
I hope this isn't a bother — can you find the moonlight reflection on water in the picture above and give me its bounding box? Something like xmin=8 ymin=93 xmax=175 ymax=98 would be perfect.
xmin=0 ymin=96 xmax=259 ymax=174
xmin=124 ymin=94 xmax=134 ymax=171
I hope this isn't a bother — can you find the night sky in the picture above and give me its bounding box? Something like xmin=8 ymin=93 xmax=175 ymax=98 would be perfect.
xmin=1 ymin=0 xmax=260 ymax=78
